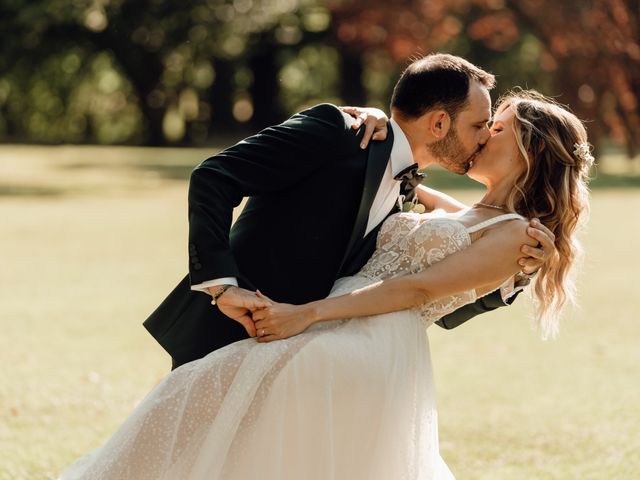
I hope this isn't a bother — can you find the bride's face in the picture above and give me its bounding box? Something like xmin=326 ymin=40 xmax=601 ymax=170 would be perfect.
xmin=466 ymin=103 xmax=525 ymax=185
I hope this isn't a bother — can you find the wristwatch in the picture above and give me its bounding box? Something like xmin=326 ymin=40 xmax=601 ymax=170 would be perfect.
xmin=210 ymin=284 xmax=233 ymax=305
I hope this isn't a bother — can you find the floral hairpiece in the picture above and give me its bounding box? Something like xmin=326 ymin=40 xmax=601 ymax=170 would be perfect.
xmin=573 ymin=143 xmax=594 ymax=167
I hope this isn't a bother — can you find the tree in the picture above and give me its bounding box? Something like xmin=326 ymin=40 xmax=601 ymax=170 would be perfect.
xmin=329 ymin=0 xmax=640 ymax=156
xmin=0 ymin=0 xmax=332 ymax=144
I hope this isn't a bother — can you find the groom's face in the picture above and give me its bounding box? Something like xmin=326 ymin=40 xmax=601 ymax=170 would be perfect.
xmin=428 ymin=82 xmax=492 ymax=174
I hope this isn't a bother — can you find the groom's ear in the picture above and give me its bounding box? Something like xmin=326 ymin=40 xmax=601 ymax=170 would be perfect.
xmin=427 ymin=110 xmax=452 ymax=139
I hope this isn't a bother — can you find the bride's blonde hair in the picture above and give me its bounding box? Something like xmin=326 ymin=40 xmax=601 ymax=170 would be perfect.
xmin=497 ymin=89 xmax=593 ymax=339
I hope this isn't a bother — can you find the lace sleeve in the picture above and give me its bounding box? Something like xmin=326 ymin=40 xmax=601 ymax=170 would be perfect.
xmin=361 ymin=214 xmax=479 ymax=327
xmin=412 ymin=290 xmax=477 ymax=328
xmin=404 ymin=217 xmax=477 ymax=327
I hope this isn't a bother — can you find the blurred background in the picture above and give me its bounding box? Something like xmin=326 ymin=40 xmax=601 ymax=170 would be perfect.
xmin=0 ymin=0 xmax=639 ymax=155
xmin=1 ymin=1 xmax=639 ymax=479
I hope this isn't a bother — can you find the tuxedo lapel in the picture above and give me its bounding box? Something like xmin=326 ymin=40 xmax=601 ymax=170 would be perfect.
xmin=338 ymin=128 xmax=395 ymax=271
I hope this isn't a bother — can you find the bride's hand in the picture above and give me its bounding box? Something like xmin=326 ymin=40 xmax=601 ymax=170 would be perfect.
xmin=338 ymin=106 xmax=389 ymax=149
xmin=252 ymin=291 xmax=316 ymax=343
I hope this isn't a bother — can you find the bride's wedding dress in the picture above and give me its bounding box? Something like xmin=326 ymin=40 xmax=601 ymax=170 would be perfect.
xmin=59 ymin=212 xmax=520 ymax=480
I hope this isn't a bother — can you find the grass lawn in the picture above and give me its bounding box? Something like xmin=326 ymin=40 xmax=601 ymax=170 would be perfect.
xmin=1 ymin=145 xmax=639 ymax=479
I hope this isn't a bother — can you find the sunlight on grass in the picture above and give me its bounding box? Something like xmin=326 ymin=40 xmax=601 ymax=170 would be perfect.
xmin=430 ymin=192 xmax=640 ymax=479
xmin=1 ymin=145 xmax=638 ymax=479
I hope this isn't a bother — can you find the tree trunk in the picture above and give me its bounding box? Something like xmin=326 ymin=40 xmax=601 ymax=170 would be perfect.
xmin=249 ymin=35 xmax=283 ymax=130
xmin=339 ymin=49 xmax=365 ymax=105
xmin=209 ymin=57 xmax=236 ymax=135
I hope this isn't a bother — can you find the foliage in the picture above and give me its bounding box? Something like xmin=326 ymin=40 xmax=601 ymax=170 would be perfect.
xmin=0 ymin=0 xmax=638 ymax=155
xmin=0 ymin=0 xmax=333 ymax=144
xmin=329 ymin=0 xmax=640 ymax=156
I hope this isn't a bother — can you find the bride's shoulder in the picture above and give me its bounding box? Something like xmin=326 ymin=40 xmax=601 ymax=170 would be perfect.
xmin=483 ymin=216 xmax=534 ymax=247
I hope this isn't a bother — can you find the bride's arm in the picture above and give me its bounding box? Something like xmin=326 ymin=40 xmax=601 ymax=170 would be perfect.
xmin=252 ymin=219 xmax=537 ymax=341
xmin=415 ymin=185 xmax=468 ymax=213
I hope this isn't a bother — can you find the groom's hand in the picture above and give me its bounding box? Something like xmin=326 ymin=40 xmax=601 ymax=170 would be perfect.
xmin=210 ymin=286 xmax=271 ymax=338
xmin=252 ymin=291 xmax=315 ymax=343
xmin=519 ymin=218 xmax=556 ymax=275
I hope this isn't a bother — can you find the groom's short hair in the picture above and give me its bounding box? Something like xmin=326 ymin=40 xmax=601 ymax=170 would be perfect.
xmin=391 ymin=53 xmax=496 ymax=121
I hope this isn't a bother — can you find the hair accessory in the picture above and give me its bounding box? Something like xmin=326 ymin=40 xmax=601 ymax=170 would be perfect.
xmin=572 ymin=143 xmax=594 ymax=168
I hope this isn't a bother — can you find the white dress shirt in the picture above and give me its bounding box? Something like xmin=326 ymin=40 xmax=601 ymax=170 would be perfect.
xmin=365 ymin=119 xmax=414 ymax=235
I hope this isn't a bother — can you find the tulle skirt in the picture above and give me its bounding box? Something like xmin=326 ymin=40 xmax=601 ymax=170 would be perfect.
xmin=59 ymin=276 xmax=454 ymax=480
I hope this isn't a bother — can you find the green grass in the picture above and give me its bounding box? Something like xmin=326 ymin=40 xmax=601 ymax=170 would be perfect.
xmin=432 ymin=189 xmax=640 ymax=479
xmin=1 ymin=145 xmax=639 ymax=479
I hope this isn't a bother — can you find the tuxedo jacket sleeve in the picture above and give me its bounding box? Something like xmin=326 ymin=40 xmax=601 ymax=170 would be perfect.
xmin=187 ymin=103 xmax=358 ymax=286
xmin=435 ymin=288 xmax=519 ymax=329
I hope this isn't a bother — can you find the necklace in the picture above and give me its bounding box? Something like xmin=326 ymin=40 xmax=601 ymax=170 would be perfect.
xmin=473 ymin=202 xmax=507 ymax=211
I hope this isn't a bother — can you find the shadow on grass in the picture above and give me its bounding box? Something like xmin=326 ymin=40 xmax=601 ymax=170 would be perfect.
xmin=0 ymin=143 xmax=640 ymax=198
xmin=56 ymin=162 xmax=640 ymax=190
xmin=0 ymin=184 xmax=65 ymax=197
xmin=130 ymin=163 xmax=194 ymax=181
xmin=424 ymin=170 xmax=640 ymax=191
xmin=589 ymin=173 xmax=640 ymax=189
xmin=59 ymin=160 xmax=195 ymax=181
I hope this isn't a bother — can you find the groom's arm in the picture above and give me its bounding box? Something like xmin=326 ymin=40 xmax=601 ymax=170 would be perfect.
xmin=435 ymin=289 xmax=518 ymax=329
xmin=188 ymin=103 xmax=361 ymax=287
xmin=192 ymin=104 xmax=390 ymax=295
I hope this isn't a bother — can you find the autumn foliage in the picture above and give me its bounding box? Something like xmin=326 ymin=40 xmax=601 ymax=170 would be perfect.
xmin=330 ymin=0 xmax=640 ymax=156
xmin=1 ymin=0 xmax=637 ymax=153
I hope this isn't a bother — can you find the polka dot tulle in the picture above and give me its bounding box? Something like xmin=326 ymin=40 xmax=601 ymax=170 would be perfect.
xmin=59 ymin=213 xmax=494 ymax=480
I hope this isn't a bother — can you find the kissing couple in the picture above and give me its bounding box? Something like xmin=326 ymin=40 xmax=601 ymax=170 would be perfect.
xmin=59 ymin=53 xmax=592 ymax=479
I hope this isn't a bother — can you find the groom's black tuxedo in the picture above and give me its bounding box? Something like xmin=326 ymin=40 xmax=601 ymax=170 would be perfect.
xmin=144 ymin=104 xmax=511 ymax=368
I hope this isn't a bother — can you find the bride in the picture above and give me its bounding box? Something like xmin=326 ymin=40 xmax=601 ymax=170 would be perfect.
xmin=59 ymin=90 xmax=592 ymax=480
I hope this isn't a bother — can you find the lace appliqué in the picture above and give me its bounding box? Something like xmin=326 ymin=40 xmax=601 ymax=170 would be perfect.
xmin=358 ymin=212 xmax=477 ymax=327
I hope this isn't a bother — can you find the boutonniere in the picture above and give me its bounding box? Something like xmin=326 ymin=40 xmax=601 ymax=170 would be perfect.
xmin=395 ymin=163 xmax=426 ymax=213
xmin=400 ymin=195 xmax=426 ymax=213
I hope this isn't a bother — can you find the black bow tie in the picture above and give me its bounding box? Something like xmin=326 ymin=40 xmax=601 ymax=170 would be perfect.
xmin=394 ymin=163 xmax=425 ymax=203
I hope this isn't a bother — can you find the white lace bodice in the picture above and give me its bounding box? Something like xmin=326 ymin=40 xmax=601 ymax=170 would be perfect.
xmin=356 ymin=211 xmax=523 ymax=327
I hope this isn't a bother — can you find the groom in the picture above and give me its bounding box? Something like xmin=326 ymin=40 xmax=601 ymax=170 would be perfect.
xmin=144 ymin=53 xmax=554 ymax=369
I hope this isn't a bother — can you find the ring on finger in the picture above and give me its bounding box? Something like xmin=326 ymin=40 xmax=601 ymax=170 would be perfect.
xmin=259 ymin=328 xmax=266 ymax=337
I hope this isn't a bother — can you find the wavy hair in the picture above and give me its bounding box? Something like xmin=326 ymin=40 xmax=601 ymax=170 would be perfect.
xmin=496 ymin=89 xmax=593 ymax=338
